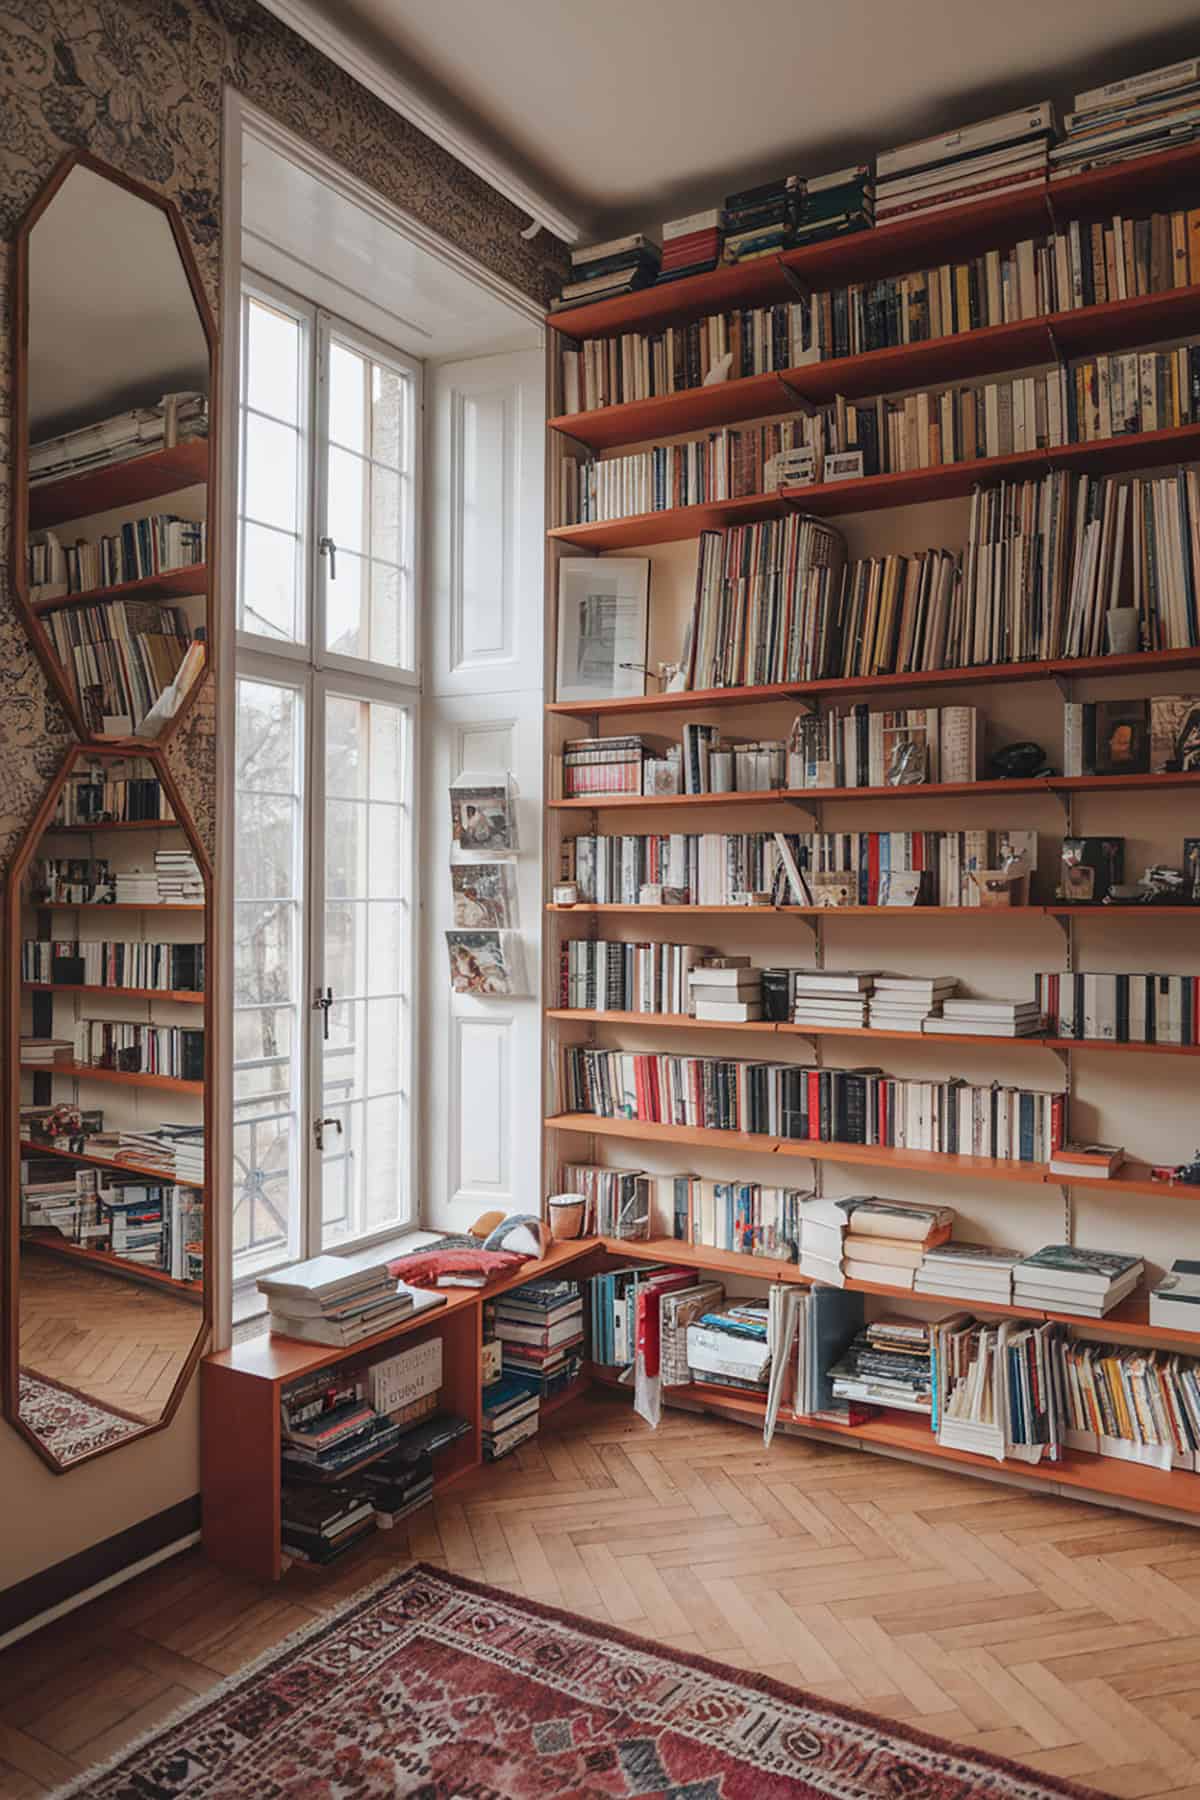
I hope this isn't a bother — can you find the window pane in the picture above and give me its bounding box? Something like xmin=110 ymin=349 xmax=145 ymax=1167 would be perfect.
xmin=233 ymin=675 xmax=304 ymax=1280
xmin=319 ymin=694 xmax=410 ymax=1248
xmin=247 ymin=299 xmax=301 ymax=424
xmin=327 ymin=446 xmax=366 ymax=553
xmin=240 ymin=521 xmax=298 ymax=643
xmin=370 ymin=465 xmax=403 ymax=563
xmin=325 ymin=550 xmax=366 ymax=662
xmin=372 ymin=364 xmax=406 ymax=468
xmin=369 ymin=562 xmax=404 ymax=670
xmin=245 ymin=413 xmax=299 ymax=533
xmin=329 ymin=342 xmax=367 ymax=451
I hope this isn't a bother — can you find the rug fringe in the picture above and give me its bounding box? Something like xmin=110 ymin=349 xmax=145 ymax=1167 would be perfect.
xmin=46 ymin=1555 xmax=426 ymax=1798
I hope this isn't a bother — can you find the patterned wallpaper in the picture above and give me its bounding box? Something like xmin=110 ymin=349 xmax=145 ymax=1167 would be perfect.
xmin=0 ymin=0 xmax=568 ymax=868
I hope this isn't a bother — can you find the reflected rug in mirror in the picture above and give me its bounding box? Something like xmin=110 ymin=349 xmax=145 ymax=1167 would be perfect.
xmin=18 ymin=1372 xmax=143 ymax=1465
xmin=55 ymin=1562 xmax=1108 ymax=1798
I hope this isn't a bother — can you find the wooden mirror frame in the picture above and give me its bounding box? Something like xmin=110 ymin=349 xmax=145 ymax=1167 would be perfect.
xmin=11 ymin=147 xmax=218 ymax=753
xmin=3 ymin=743 xmax=214 ymax=1473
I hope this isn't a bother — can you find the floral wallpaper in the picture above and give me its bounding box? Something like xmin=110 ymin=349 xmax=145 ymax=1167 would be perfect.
xmin=0 ymin=0 xmax=568 ymax=869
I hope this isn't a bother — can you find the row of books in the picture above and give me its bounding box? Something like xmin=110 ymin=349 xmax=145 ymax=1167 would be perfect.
xmin=281 ymin=1411 xmax=470 ymax=1560
xmin=28 ymin=516 xmax=206 ymax=598
xmin=66 ymin=1020 xmax=205 ymax=1081
xmin=558 ymin=205 xmax=1200 ymax=415
xmin=19 ymin=1113 xmax=206 ymax=1184
xmin=21 ymin=938 xmax=205 ymax=992
xmin=29 ymin=391 xmax=207 ymax=484
xmin=43 ymin=600 xmax=203 ymax=738
xmin=562 ymin=342 xmax=1200 ymax=525
xmin=52 ymin=765 xmax=173 ymax=825
xmin=20 ymin=1157 xmax=203 ymax=1281
xmin=31 ymin=855 xmax=202 ymax=906
xmin=560 ymin=1046 xmax=1066 ymax=1162
xmin=557 ymin=940 xmax=714 ymax=1015
xmin=561 ymin=829 xmax=1036 ymax=910
xmin=1036 ymin=972 xmax=1200 ymax=1046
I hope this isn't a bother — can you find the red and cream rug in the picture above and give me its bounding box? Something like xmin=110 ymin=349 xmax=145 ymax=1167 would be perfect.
xmin=56 ymin=1563 xmax=1107 ymax=1798
xmin=19 ymin=1372 xmax=143 ymax=1465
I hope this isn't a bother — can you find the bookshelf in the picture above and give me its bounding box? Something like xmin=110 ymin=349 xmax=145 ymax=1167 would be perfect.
xmin=27 ymin=441 xmax=209 ymax=531
xmin=541 ymin=132 xmax=1200 ymax=1524
xmin=30 ymin=563 xmax=209 ymax=616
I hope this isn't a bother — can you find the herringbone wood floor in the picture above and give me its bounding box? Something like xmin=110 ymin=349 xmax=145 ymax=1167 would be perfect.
xmin=4 ymin=1392 xmax=1200 ymax=1797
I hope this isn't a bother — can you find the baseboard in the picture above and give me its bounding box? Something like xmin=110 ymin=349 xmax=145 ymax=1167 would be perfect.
xmin=0 ymin=1495 xmax=201 ymax=1642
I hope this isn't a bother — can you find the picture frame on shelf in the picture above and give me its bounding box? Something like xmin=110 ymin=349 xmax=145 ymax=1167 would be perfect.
xmin=555 ymin=557 xmax=650 ymax=704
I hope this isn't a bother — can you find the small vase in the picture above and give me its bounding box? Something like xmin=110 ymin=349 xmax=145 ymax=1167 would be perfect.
xmin=547 ymin=1193 xmax=586 ymax=1240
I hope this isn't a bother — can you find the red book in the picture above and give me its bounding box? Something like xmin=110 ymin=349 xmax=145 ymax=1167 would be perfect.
xmin=807 ymin=1070 xmax=821 ymax=1140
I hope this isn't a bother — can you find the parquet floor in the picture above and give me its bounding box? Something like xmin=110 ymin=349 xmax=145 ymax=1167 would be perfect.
xmin=19 ymin=1248 xmax=201 ymax=1425
xmin=4 ymin=1393 xmax=1200 ymax=1796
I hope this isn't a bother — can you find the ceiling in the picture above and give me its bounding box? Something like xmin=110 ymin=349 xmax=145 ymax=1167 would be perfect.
xmin=27 ymin=164 xmax=208 ymax=439
xmin=322 ymin=0 xmax=1200 ymax=234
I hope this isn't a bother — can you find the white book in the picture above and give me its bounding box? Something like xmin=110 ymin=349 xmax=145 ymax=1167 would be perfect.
xmin=876 ymin=104 xmax=1055 ymax=180
xmin=1073 ymin=58 xmax=1200 ymax=117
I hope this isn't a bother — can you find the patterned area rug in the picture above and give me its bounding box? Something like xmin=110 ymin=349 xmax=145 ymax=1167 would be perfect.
xmin=57 ymin=1563 xmax=1107 ymax=1799
xmin=18 ymin=1372 xmax=144 ymax=1465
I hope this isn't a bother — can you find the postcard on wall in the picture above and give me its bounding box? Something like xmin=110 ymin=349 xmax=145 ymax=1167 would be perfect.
xmin=449 ymin=771 xmax=517 ymax=852
xmin=556 ymin=557 xmax=650 ymax=703
xmin=450 ymin=862 xmax=518 ymax=929
xmin=445 ymin=930 xmax=528 ymax=997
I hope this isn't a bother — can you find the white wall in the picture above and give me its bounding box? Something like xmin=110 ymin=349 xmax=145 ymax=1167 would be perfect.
xmin=421 ymin=346 xmax=547 ymax=1232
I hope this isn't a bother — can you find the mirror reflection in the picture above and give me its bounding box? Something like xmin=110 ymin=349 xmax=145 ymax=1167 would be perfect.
xmin=15 ymin=750 xmax=207 ymax=1468
xmin=23 ymin=160 xmax=210 ymax=743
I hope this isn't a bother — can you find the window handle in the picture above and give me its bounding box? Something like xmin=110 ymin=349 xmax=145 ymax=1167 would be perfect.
xmin=312 ymin=985 xmax=333 ymax=1039
xmin=319 ymin=535 xmax=337 ymax=580
xmin=313 ymin=1116 xmax=343 ymax=1151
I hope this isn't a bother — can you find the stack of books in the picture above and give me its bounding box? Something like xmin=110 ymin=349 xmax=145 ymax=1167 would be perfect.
xmin=1052 ymin=58 xmax=1200 ymax=178
xmin=361 ymin=1414 xmax=470 ymax=1519
xmin=482 ymin=1377 xmax=540 ymax=1460
xmin=280 ymin=1482 xmax=377 ymax=1566
xmin=790 ymin=970 xmax=874 ymax=1030
xmin=794 ymin=165 xmax=873 ymax=245
xmin=875 ymin=101 xmax=1055 ymax=226
xmin=722 ymin=174 xmax=802 ymax=262
xmin=169 ymin=1126 xmax=206 ymax=1188
xmin=19 ymin=1036 xmax=73 ymax=1066
xmin=489 ymin=1277 xmax=585 ymax=1398
xmin=1047 ymin=1141 xmax=1126 ymax=1180
xmin=916 ymin=1240 xmax=1021 ymax=1304
xmin=1011 ymin=1245 xmax=1145 ymax=1317
xmin=687 ymin=1302 xmax=772 ymax=1390
xmin=660 ymin=208 xmax=723 ymax=280
xmin=689 ymin=959 xmax=762 ymax=1022
xmin=1150 ymin=1260 xmax=1200 ymax=1331
xmin=259 ymin=1251 xmax=433 ymax=1346
xmin=114 ymin=869 xmax=160 ymax=904
xmin=29 ymin=392 xmax=207 ymax=484
xmin=156 ymin=848 xmax=204 ymax=903
xmin=841 ymin=1199 xmax=956 ymax=1289
xmin=798 ymin=1194 xmax=853 ymax=1285
xmin=926 ymin=996 xmax=1042 ymax=1038
xmin=555 ymin=234 xmax=661 ymax=312
xmin=829 ymin=1315 xmax=937 ymax=1412
xmin=281 ymin=1388 xmax=391 ymax=1480
xmin=869 ymin=974 xmax=956 ymax=1030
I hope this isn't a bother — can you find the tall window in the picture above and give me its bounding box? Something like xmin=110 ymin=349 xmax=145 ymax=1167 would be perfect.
xmin=234 ymin=279 xmax=419 ymax=1282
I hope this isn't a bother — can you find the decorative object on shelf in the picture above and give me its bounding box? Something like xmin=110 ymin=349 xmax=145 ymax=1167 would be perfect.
xmin=1058 ymin=835 xmax=1124 ymax=903
xmin=1152 ymin=1150 xmax=1200 ymax=1187
xmin=480 ymin=1214 xmax=552 ymax=1258
xmin=990 ymin=742 xmax=1050 ymax=779
xmin=1150 ymin=694 xmax=1200 ymax=771
xmin=551 ymin=881 xmax=579 ymax=906
xmin=547 ymin=1194 xmax=586 ymax=1240
xmin=824 ymin=449 xmax=864 ymax=482
xmin=449 ymin=862 xmax=517 ymax=929
xmin=555 ymin=557 xmax=650 ymax=703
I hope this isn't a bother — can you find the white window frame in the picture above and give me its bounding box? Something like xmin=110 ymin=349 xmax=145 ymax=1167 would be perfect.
xmin=233 ymin=272 xmax=423 ymax=1289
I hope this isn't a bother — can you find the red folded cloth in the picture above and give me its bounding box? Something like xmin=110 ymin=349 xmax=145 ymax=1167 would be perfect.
xmin=387 ymin=1247 xmax=527 ymax=1287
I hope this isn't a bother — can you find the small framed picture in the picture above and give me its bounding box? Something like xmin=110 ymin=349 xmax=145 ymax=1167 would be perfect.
xmin=824 ymin=449 xmax=864 ymax=482
xmin=556 ymin=557 xmax=650 ymax=704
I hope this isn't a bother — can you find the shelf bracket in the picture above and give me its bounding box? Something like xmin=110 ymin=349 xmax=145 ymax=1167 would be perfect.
xmin=780 ymin=262 xmax=811 ymax=303
xmin=776 ymin=372 xmax=818 ymax=417
xmin=1045 ymin=322 xmax=1067 ymax=371
xmin=1058 ymin=1183 xmax=1074 ymax=1246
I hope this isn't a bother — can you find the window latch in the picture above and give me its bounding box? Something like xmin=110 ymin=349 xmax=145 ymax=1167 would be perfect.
xmin=313 ymin=1116 xmax=343 ymax=1151
xmin=319 ymin=535 xmax=337 ymax=580
xmin=312 ymin=985 xmax=333 ymax=1040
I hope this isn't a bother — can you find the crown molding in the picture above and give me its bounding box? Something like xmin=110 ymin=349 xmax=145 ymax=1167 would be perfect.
xmin=253 ymin=0 xmax=583 ymax=244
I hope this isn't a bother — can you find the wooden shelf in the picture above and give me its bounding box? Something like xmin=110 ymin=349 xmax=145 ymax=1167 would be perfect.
xmin=547 ymin=902 xmax=1200 ymax=920
xmin=44 ymin=818 xmax=179 ymax=833
xmin=545 ymin=1112 xmax=1166 ymax=1196
xmin=19 ymin=1137 xmax=202 ymax=1187
xmin=27 ymin=902 xmax=204 ymax=912
xmin=550 ymin=285 xmax=1200 ymax=452
xmin=25 ymin=982 xmax=203 ymax=1003
xmin=546 ymin=647 xmax=1200 ymax=718
xmin=30 ymin=564 xmax=207 ymax=615
xmin=23 ymin=1230 xmax=201 ymax=1297
xmin=546 ymin=140 xmax=1200 ymax=341
xmin=19 ymin=1059 xmax=202 ymax=1094
xmin=549 ymin=424 xmax=1200 ymax=550
xmin=545 ymin=1009 xmax=1200 ymax=1057
xmin=550 ymin=771 xmax=1200 ymax=812
xmin=29 ymin=441 xmax=209 ymax=530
